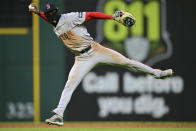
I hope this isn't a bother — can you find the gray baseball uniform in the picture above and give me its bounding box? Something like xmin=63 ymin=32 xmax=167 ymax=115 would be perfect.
xmin=52 ymin=12 xmax=163 ymax=117
xmin=54 ymin=12 xmax=93 ymax=52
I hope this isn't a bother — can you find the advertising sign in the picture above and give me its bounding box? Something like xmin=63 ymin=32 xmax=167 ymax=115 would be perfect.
xmin=65 ymin=0 xmax=196 ymax=121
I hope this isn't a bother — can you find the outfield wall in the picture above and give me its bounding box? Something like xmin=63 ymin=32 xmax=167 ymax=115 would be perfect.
xmin=0 ymin=0 xmax=66 ymax=121
xmin=0 ymin=0 xmax=196 ymax=122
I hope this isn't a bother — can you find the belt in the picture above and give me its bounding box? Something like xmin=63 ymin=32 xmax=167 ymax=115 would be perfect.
xmin=79 ymin=45 xmax=92 ymax=54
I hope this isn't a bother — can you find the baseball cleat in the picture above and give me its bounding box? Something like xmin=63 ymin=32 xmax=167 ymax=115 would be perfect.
xmin=45 ymin=114 xmax=63 ymax=126
xmin=155 ymin=69 xmax=173 ymax=79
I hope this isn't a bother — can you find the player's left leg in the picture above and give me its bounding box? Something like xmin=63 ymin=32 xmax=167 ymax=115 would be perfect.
xmin=93 ymin=42 xmax=173 ymax=79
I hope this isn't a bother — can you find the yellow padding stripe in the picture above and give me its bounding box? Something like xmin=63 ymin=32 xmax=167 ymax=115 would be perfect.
xmin=0 ymin=28 xmax=29 ymax=35
xmin=32 ymin=0 xmax=40 ymax=123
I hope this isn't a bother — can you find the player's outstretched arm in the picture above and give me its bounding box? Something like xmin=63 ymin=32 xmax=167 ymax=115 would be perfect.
xmin=28 ymin=3 xmax=49 ymax=22
xmin=85 ymin=11 xmax=135 ymax=27
xmin=85 ymin=12 xmax=113 ymax=21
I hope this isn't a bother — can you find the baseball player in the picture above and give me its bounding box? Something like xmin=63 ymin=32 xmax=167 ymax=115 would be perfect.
xmin=29 ymin=3 xmax=173 ymax=125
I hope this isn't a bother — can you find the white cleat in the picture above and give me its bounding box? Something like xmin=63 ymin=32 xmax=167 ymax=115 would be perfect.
xmin=155 ymin=69 xmax=173 ymax=79
xmin=45 ymin=114 xmax=64 ymax=126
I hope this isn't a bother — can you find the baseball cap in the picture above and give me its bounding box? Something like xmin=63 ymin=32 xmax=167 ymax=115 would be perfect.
xmin=43 ymin=3 xmax=58 ymax=14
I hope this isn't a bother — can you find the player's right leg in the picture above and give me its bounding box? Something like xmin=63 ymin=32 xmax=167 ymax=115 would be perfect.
xmin=46 ymin=55 xmax=96 ymax=125
xmin=93 ymin=42 xmax=173 ymax=79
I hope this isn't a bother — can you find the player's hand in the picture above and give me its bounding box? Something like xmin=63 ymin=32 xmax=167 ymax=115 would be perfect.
xmin=28 ymin=3 xmax=40 ymax=14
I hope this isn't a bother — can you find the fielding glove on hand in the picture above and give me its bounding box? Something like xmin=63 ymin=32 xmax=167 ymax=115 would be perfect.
xmin=113 ymin=11 xmax=136 ymax=27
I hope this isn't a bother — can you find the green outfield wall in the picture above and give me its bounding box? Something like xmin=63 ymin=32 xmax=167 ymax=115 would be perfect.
xmin=0 ymin=0 xmax=66 ymax=121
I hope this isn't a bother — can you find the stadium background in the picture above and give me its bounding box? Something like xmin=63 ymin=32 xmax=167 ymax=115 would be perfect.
xmin=0 ymin=0 xmax=196 ymax=123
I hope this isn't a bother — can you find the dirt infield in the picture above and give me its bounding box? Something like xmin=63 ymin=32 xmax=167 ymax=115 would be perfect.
xmin=0 ymin=122 xmax=196 ymax=128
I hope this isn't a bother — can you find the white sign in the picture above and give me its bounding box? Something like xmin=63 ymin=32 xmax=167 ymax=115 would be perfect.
xmin=97 ymin=95 xmax=169 ymax=118
xmin=123 ymin=72 xmax=184 ymax=94
xmin=6 ymin=102 xmax=33 ymax=119
xmin=82 ymin=72 xmax=119 ymax=93
xmin=82 ymin=71 xmax=184 ymax=119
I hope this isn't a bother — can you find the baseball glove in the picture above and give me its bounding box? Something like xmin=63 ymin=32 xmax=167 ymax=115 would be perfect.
xmin=113 ymin=11 xmax=136 ymax=27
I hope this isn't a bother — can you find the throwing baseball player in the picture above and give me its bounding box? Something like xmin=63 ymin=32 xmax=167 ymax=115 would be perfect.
xmin=29 ymin=2 xmax=173 ymax=126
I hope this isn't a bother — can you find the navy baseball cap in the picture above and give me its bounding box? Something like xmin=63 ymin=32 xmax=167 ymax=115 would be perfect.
xmin=43 ymin=3 xmax=58 ymax=14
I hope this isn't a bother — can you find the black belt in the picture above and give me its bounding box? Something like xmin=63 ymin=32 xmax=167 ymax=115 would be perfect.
xmin=80 ymin=45 xmax=92 ymax=54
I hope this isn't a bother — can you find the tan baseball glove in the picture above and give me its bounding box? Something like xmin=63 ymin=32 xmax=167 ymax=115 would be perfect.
xmin=113 ymin=11 xmax=136 ymax=27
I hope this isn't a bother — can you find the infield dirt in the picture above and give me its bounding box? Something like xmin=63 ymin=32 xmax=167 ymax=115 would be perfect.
xmin=0 ymin=122 xmax=196 ymax=128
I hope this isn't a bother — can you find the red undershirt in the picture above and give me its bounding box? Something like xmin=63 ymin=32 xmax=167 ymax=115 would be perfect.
xmin=85 ymin=12 xmax=113 ymax=21
xmin=40 ymin=12 xmax=49 ymax=22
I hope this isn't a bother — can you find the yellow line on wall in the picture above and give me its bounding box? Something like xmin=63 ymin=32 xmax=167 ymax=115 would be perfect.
xmin=0 ymin=28 xmax=29 ymax=35
xmin=32 ymin=0 xmax=40 ymax=122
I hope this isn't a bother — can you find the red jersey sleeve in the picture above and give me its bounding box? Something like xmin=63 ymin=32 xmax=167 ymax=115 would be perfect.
xmin=39 ymin=12 xmax=49 ymax=22
xmin=85 ymin=12 xmax=113 ymax=21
